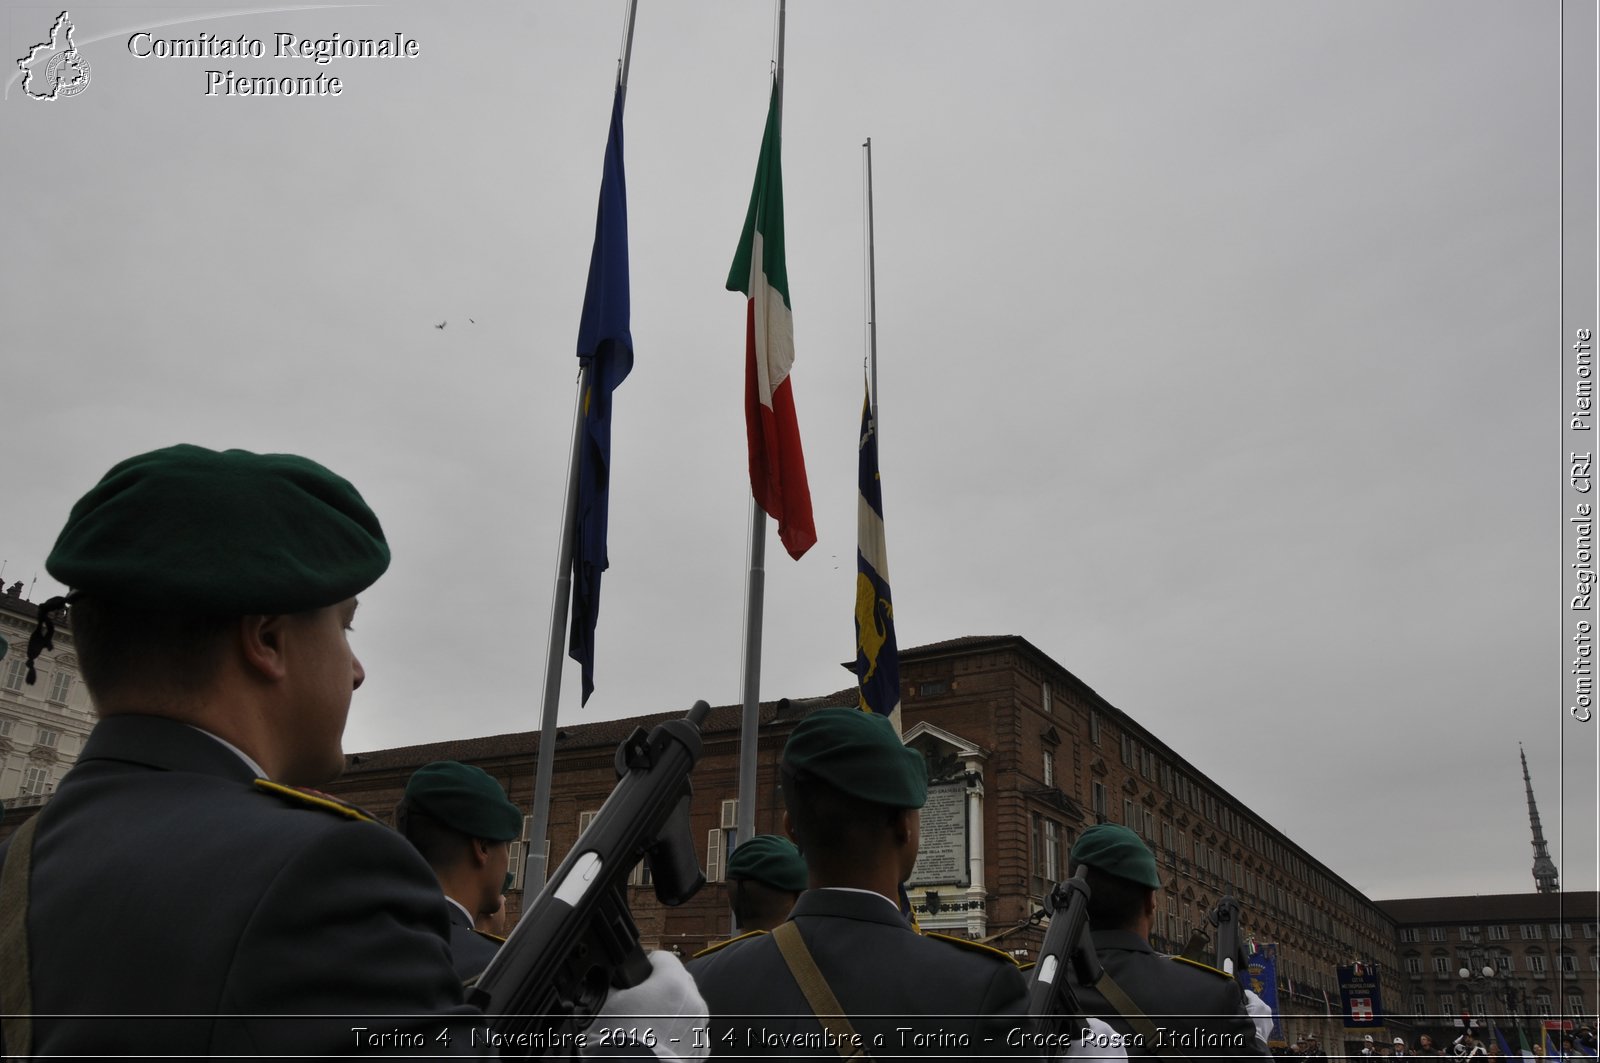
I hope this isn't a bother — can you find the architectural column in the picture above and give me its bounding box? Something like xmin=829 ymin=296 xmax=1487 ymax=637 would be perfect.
xmin=964 ymin=764 xmax=986 ymax=939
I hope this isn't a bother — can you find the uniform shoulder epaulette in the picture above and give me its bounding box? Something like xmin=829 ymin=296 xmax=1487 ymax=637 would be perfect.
xmin=691 ymin=929 xmax=767 ymax=959
xmin=475 ymin=929 xmax=507 ymax=945
xmin=1171 ymin=954 xmax=1233 ymax=978
xmin=921 ymin=930 xmax=1022 ymax=966
xmin=253 ymin=779 xmax=375 ymax=822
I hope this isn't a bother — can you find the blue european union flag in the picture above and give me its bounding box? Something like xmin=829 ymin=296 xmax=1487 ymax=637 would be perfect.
xmin=855 ymin=381 xmax=899 ymax=717
xmin=569 ymin=86 xmax=632 ymax=705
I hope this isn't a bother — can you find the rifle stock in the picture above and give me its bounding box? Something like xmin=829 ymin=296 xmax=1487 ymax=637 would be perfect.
xmin=1024 ymin=869 xmax=1102 ymax=1041
xmin=468 ymin=700 xmax=711 ymax=1050
xmin=1211 ymin=895 xmax=1246 ymax=978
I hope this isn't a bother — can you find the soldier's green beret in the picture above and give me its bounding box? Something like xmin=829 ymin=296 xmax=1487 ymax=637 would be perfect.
xmin=404 ymin=761 xmax=521 ymax=842
xmin=46 ymin=444 xmax=389 ymax=614
xmin=1069 ymin=823 xmax=1162 ymax=889
xmin=727 ymin=834 xmax=808 ymax=892
xmin=782 ymin=707 xmax=927 ymax=809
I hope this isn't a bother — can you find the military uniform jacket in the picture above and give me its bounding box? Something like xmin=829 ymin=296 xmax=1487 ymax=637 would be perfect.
xmin=1072 ymin=929 xmax=1266 ymax=1059
xmin=0 ymin=714 xmax=487 ymax=1057
xmin=688 ymin=888 xmax=1028 ymax=1060
xmin=445 ymin=899 xmax=502 ymax=982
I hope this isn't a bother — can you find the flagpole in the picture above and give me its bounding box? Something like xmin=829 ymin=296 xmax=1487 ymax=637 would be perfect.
xmin=734 ymin=0 xmax=786 ymax=859
xmin=524 ymin=0 xmax=639 ymax=894
xmin=864 ymin=137 xmax=879 ymax=421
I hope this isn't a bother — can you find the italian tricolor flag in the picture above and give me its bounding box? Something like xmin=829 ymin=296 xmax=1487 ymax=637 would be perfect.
xmin=727 ymin=79 xmax=816 ymax=560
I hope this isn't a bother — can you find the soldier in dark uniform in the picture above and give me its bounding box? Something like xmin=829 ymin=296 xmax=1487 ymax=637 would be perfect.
xmin=1067 ymin=823 xmax=1266 ymax=1059
xmin=692 ymin=833 xmax=807 ymax=958
xmin=0 ymin=444 xmax=701 ymax=1058
xmin=397 ymin=760 xmax=523 ymax=981
xmin=690 ymin=707 xmax=1027 ymax=1058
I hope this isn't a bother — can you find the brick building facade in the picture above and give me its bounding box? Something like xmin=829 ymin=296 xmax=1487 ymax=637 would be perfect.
xmin=325 ymin=634 xmax=1413 ymax=1049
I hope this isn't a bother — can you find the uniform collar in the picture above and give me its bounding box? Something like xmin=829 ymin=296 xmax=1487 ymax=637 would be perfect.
xmin=443 ymin=895 xmax=475 ymax=927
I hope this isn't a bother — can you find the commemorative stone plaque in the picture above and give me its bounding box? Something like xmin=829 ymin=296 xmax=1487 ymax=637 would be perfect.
xmin=908 ymin=780 xmax=969 ymax=887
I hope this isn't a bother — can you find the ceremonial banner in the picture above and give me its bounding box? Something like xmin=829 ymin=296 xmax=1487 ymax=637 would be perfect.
xmin=727 ymin=79 xmax=815 ymax=560
xmin=1337 ymin=962 xmax=1385 ymax=1029
xmin=1248 ymin=943 xmax=1286 ymax=1048
xmin=855 ymin=380 xmax=899 ymax=717
xmin=569 ymin=84 xmax=633 ymax=705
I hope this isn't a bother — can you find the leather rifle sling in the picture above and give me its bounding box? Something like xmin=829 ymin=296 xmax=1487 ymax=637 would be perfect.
xmin=0 ymin=814 xmax=41 ymax=1058
xmin=772 ymin=922 xmax=871 ymax=1060
xmin=1093 ymin=969 xmax=1194 ymax=1063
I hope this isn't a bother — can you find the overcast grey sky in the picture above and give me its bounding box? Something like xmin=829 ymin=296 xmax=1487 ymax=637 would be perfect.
xmin=4 ymin=1 xmax=1593 ymax=903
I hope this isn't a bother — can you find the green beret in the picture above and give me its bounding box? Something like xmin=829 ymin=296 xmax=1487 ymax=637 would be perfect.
xmin=405 ymin=761 xmax=521 ymax=842
xmin=782 ymin=708 xmax=927 ymax=808
xmin=727 ymin=834 xmax=808 ymax=892
xmin=1069 ymin=823 xmax=1162 ymax=889
xmin=47 ymin=445 xmax=389 ymax=614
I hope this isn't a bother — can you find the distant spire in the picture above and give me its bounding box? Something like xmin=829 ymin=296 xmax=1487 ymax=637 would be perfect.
xmin=1521 ymin=744 xmax=1560 ymax=893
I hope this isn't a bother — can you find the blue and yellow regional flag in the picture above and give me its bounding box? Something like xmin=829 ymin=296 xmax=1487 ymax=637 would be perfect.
xmin=855 ymin=380 xmax=900 ymax=718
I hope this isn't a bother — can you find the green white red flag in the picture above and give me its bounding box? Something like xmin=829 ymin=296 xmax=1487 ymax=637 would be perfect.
xmin=727 ymin=79 xmax=815 ymax=560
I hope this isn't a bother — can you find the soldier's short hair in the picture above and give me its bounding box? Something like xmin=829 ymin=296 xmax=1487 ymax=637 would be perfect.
xmin=394 ymin=796 xmax=475 ymax=870
xmin=1079 ymin=862 xmax=1154 ymax=930
xmin=69 ymin=597 xmax=235 ymax=703
xmin=780 ymin=766 xmax=901 ymax=872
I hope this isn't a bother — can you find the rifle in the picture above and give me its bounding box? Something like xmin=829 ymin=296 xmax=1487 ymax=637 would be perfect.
xmin=1209 ymin=895 xmax=1247 ymax=978
xmin=468 ymin=700 xmax=711 ymax=1050
xmin=1023 ymin=869 xmax=1103 ymax=1042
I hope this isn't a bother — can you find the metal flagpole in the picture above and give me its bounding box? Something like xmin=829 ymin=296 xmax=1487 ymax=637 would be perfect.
xmin=524 ymin=0 xmax=640 ymax=894
xmin=735 ymin=0 xmax=786 ymax=858
xmin=864 ymin=137 xmax=879 ymax=422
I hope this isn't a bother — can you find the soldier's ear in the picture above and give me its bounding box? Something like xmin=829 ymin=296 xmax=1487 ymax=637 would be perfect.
xmin=237 ymin=614 xmax=290 ymax=681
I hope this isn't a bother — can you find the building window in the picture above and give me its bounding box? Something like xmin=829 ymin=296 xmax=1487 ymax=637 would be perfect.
xmin=1410 ymin=993 xmax=1427 ymax=1017
xmin=706 ymin=799 xmax=739 ymax=882
xmin=1522 ymin=924 xmax=1543 ymax=940
xmin=1404 ymin=955 xmax=1423 ymax=975
xmin=1559 ymin=952 xmax=1578 ymax=974
xmin=1142 ymin=808 xmax=1155 ymax=841
xmin=0 ymin=716 xmax=13 ymax=738
xmin=1091 ymin=782 xmax=1107 ymax=822
xmin=20 ymin=766 xmax=48 ymax=796
xmin=1535 ymin=992 xmax=1552 ymax=1016
xmin=1585 ymin=923 xmax=1598 ymax=939
xmin=2 ymin=658 xmax=24 ymax=692
xmin=1401 ymin=929 xmax=1421 ymax=943
xmin=508 ymin=815 xmax=534 ymax=891
xmin=1043 ymin=751 xmax=1055 ymax=788
xmin=1120 ymin=734 xmax=1133 ymax=766
xmin=1161 ymin=821 xmax=1174 ymax=854
xmin=1041 ymin=681 xmax=1052 ymax=714
xmin=1123 ymin=798 xmax=1136 ymax=828
xmin=578 ymin=809 xmax=598 ymax=834
xmin=1487 ymin=925 xmax=1508 ymax=941
xmin=1527 ymin=952 xmax=1547 ymax=974
xmin=47 ymin=670 xmax=71 ymax=704
xmin=1553 ymin=923 xmax=1574 ymax=940
xmin=1429 ymin=927 xmax=1449 ymax=942
xmin=36 ymin=728 xmax=60 ymax=749
xmin=1089 ymin=712 xmax=1100 ymax=745
xmin=1432 ymin=956 xmax=1451 ymax=976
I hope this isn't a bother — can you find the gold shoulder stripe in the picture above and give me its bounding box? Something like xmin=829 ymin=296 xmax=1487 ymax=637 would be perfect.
xmin=1171 ymin=954 xmax=1232 ymax=978
xmin=923 ymin=931 xmax=1023 ymax=966
xmin=475 ymin=930 xmax=507 ymax=944
xmin=253 ymin=779 xmax=373 ymax=822
xmin=691 ymin=929 xmax=768 ymax=959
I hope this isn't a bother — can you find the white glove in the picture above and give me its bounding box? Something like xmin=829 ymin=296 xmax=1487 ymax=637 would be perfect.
xmin=1057 ymin=1017 xmax=1131 ymax=1061
xmin=591 ymin=951 xmax=709 ymax=1063
xmin=1243 ymin=989 xmax=1274 ymax=1047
